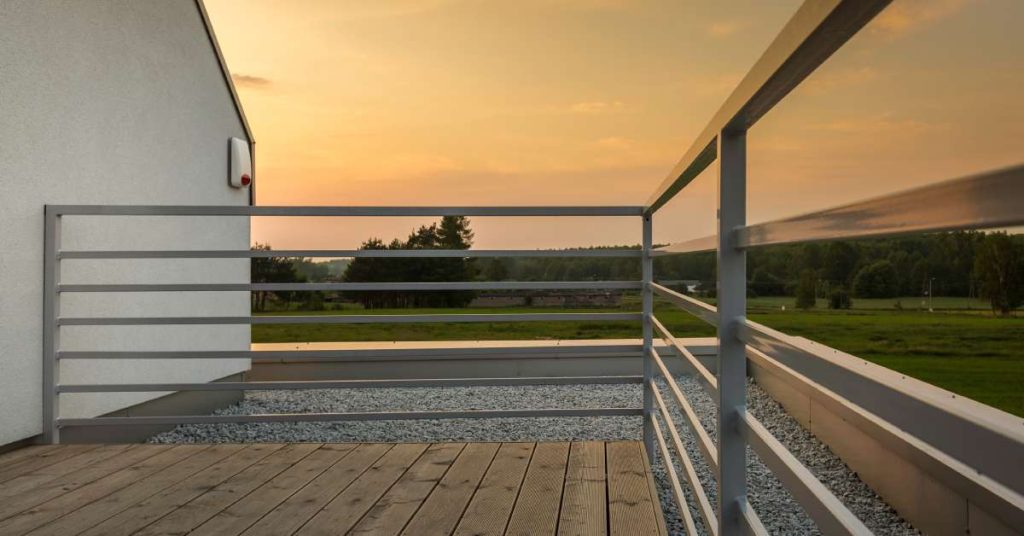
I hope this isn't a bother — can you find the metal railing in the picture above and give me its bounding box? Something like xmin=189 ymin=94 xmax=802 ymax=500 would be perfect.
xmin=43 ymin=204 xmax=649 ymax=443
xmin=638 ymin=0 xmax=1024 ymax=534
xmin=39 ymin=0 xmax=1024 ymax=534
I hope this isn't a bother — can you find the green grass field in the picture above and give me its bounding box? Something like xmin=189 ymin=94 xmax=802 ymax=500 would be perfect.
xmin=253 ymin=301 xmax=1024 ymax=417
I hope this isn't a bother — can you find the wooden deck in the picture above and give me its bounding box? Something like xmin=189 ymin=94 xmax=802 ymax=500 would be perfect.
xmin=0 ymin=441 xmax=666 ymax=536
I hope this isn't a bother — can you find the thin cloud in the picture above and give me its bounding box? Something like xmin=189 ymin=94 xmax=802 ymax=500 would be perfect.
xmin=541 ymin=0 xmax=632 ymax=9
xmin=872 ymin=0 xmax=968 ymax=36
xmin=707 ymin=20 xmax=746 ymax=38
xmin=594 ymin=136 xmax=634 ymax=149
xmin=231 ymin=74 xmax=271 ymax=88
xmin=805 ymin=113 xmax=941 ymax=135
xmin=685 ymin=72 xmax=744 ymax=97
xmin=801 ymin=66 xmax=880 ymax=96
xmin=570 ymin=100 xmax=625 ymax=114
xmin=321 ymin=0 xmax=461 ymax=21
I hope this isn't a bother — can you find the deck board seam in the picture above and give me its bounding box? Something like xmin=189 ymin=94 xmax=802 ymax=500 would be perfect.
xmin=347 ymin=442 xmax=457 ymax=535
xmin=449 ymin=442 xmax=502 ymax=535
xmin=117 ymin=443 xmax=290 ymax=536
xmin=0 ymin=444 xmax=173 ymax=524
xmin=227 ymin=442 xmax=369 ymax=536
xmin=502 ymin=442 xmax=539 ymax=536
xmin=55 ymin=444 xmax=245 ymax=536
xmin=13 ymin=444 xmax=215 ymax=534
xmin=286 ymin=443 xmax=396 ymax=536
xmin=0 ymin=444 xmax=104 ymax=485
xmin=230 ymin=442 xmax=365 ymax=536
xmin=604 ymin=442 xmax=611 ymax=536
xmin=200 ymin=442 xmax=328 ymax=535
xmin=553 ymin=441 xmax=573 ymax=535
xmin=128 ymin=443 xmax=323 ymax=536
xmin=393 ymin=442 xmax=469 ymax=536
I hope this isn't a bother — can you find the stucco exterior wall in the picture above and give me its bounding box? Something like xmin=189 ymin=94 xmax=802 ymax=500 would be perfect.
xmin=0 ymin=0 xmax=251 ymax=445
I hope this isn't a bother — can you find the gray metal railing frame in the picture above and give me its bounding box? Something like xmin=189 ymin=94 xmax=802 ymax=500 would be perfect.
xmin=39 ymin=1 xmax=1024 ymax=533
xmin=638 ymin=0 xmax=1024 ymax=534
xmin=43 ymin=204 xmax=651 ymax=445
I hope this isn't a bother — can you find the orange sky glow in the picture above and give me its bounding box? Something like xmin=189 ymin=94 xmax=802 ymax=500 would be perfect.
xmin=203 ymin=0 xmax=1023 ymax=250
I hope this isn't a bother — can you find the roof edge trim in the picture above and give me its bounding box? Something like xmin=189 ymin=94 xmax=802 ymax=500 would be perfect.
xmin=194 ymin=0 xmax=254 ymax=144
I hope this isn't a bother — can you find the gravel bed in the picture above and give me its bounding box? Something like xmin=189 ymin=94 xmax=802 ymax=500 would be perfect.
xmin=151 ymin=376 xmax=916 ymax=535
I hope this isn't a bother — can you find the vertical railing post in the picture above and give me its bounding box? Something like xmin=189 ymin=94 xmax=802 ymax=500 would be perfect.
xmin=641 ymin=213 xmax=654 ymax=461
xmin=42 ymin=206 xmax=62 ymax=444
xmin=717 ymin=129 xmax=747 ymax=532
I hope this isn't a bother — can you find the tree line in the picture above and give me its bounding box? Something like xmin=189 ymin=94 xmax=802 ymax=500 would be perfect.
xmin=252 ymin=220 xmax=1023 ymax=315
xmin=341 ymin=216 xmax=476 ymax=308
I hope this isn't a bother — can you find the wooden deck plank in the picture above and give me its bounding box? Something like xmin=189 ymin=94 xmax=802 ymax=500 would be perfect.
xmin=349 ymin=442 xmax=465 ymax=535
xmin=0 ymin=444 xmax=134 ymax=500
xmin=0 ymin=445 xmax=201 ymax=536
xmin=235 ymin=443 xmax=384 ymax=536
xmin=639 ymin=444 xmax=669 ymax=536
xmin=505 ymin=442 xmax=571 ymax=536
xmin=0 ymin=444 xmax=100 ymax=484
xmin=133 ymin=443 xmax=321 ymax=536
xmin=296 ymin=443 xmax=430 ymax=535
xmin=0 ymin=441 xmax=665 ymax=536
xmin=0 ymin=446 xmax=60 ymax=469
xmin=191 ymin=443 xmax=357 ymax=536
xmin=453 ymin=442 xmax=535 ymax=536
xmin=559 ymin=441 xmax=608 ymax=536
xmin=607 ymin=441 xmax=661 ymax=536
xmin=28 ymin=444 xmax=245 ymax=536
xmin=0 ymin=445 xmax=170 ymax=523
xmin=401 ymin=442 xmax=501 ymax=536
xmin=79 ymin=444 xmax=285 ymax=536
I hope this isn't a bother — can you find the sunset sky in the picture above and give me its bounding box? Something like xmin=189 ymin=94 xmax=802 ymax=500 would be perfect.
xmin=203 ymin=0 xmax=1023 ymax=250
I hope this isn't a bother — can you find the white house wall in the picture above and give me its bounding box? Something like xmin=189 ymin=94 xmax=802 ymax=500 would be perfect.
xmin=0 ymin=1 xmax=251 ymax=445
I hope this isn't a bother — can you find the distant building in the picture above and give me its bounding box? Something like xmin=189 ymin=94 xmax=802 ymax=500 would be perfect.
xmin=470 ymin=291 xmax=625 ymax=308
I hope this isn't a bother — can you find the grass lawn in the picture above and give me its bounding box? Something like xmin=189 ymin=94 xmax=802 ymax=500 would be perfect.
xmin=253 ymin=303 xmax=1024 ymax=417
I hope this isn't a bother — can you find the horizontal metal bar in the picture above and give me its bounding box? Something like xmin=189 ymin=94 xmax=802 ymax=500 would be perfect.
xmin=58 ymin=344 xmax=645 ymax=361
xmin=650 ymin=283 xmax=718 ymax=326
xmin=651 ymin=234 xmax=717 ymax=256
xmin=649 ymin=347 xmax=718 ymax=472
xmin=744 ymin=344 xmax=1024 ymax=529
xmin=741 ymin=411 xmax=871 ymax=535
xmin=646 ymin=140 xmax=717 ymax=216
xmin=650 ymin=414 xmax=700 ymax=536
xmin=645 ymin=0 xmax=891 ymax=213
xmin=58 ymin=281 xmax=642 ymax=292
xmin=48 ymin=205 xmax=645 ymax=217
xmin=58 ymin=248 xmax=643 ymax=259
xmin=651 ymin=381 xmax=718 ymax=536
xmin=57 ymin=407 xmax=644 ymax=426
xmin=58 ymin=312 xmax=643 ymax=326
xmin=739 ymin=499 xmax=769 ymax=536
xmin=740 ymin=319 xmax=1024 ymax=513
xmin=736 ymin=164 xmax=1024 ymax=248
xmin=58 ymin=376 xmax=643 ymax=393
xmin=651 ymin=315 xmax=718 ymax=398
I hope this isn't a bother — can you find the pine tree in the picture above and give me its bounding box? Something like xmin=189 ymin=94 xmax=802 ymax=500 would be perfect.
xmin=974 ymin=232 xmax=1023 ymax=316
xmin=795 ymin=270 xmax=817 ymax=309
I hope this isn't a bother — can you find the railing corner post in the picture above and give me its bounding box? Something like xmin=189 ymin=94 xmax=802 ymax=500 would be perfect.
xmin=717 ymin=128 xmax=747 ymax=533
xmin=641 ymin=213 xmax=654 ymax=462
xmin=42 ymin=206 xmax=62 ymax=444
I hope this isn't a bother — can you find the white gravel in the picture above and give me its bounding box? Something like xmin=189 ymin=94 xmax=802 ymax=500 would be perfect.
xmin=150 ymin=375 xmax=917 ymax=535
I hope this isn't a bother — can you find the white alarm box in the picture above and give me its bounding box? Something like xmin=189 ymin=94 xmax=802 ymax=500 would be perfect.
xmin=229 ymin=137 xmax=252 ymax=188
